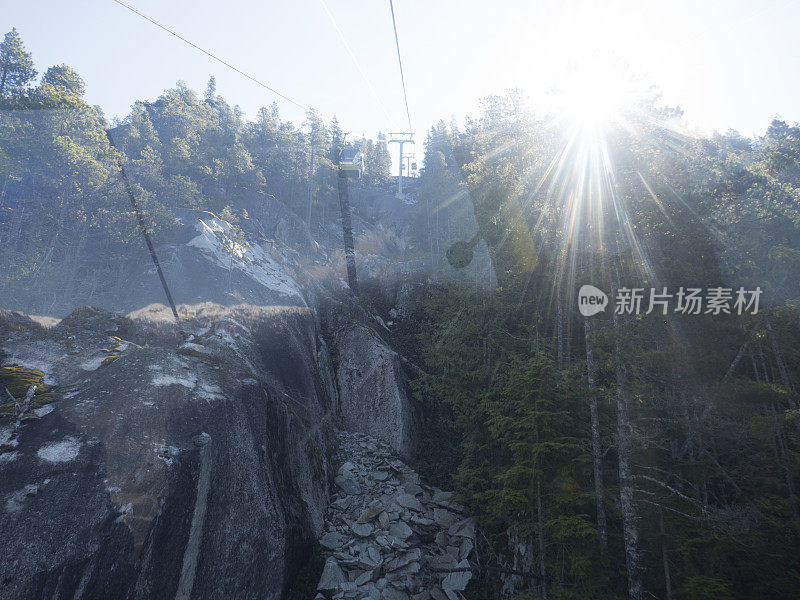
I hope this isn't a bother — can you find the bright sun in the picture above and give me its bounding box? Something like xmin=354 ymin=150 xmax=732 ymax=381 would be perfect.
xmin=519 ymin=4 xmax=654 ymax=136
xmin=556 ymin=57 xmax=639 ymax=134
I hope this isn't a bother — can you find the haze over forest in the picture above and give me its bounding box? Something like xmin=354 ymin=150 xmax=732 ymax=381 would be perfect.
xmin=2 ymin=10 xmax=800 ymax=600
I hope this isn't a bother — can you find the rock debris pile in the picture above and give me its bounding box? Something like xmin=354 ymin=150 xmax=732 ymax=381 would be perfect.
xmin=316 ymin=431 xmax=475 ymax=600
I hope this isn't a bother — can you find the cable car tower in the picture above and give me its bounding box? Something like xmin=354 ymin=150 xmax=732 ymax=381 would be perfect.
xmin=388 ymin=132 xmax=414 ymax=198
xmin=334 ymin=134 xmax=360 ymax=295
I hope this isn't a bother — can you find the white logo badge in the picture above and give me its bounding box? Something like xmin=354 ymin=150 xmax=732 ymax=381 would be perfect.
xmin=578 ymin=285 xmax=608 ymax=316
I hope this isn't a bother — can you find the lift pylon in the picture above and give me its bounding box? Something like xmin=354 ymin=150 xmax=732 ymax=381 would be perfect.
xmin=388 ymin=132 xmax=414 ymax=198
xmin=336 ymin=160 xmax=359 ymax=295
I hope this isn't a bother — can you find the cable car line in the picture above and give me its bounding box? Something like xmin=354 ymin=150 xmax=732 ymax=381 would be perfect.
xmin=317 ymin=0 xmax=396 ymax=128
xmin=388 ymin=0 xmax=412 ymax=133
xmin=111 ymin=0 xmax=308 ymax=111
xmin=111 ymin=0 xmax=410 ymax=298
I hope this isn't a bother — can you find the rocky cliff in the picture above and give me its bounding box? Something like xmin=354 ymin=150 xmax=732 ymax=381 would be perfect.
xmin=324 ymin=305 xmax=417 ymax=457
xmin=0 ymin=303 xmax=333 ymax=599
xmin=0 ymin=188 xmax=475 ymax=599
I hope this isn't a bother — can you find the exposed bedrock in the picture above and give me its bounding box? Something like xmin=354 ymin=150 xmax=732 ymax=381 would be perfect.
xmin=0 ymin=304 xmax=334 ymax=600
xmin=323 ymin=303 xmax=418 ymax=457
xmin=0 ymin=199 xmax=435 ymax=599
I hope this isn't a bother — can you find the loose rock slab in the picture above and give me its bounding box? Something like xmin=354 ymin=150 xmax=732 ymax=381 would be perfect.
xmin=316 ymin=431 xmax=475 ymax=598
xmin=318 ymin=556 xmax=347 ymax=591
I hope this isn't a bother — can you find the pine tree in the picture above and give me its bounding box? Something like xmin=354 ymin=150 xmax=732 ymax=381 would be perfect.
xmin=42 ymin=64 xmax=85 ymax=96
xmin=204 ymin=75 xmax=217 ymax=105
xmin=0 ymin=28 xmax=36 ymax=101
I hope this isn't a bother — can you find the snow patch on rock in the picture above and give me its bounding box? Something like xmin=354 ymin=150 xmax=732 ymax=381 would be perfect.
xmin=34 ymin=404 xmax=55 ymax=417
xmin=1 ymin=340 xmax=62 ymax=384
xmin=37 ymin=437 xmax=81 ymax=463
xmin=151 ymin=373 xmax=198 ymax=389
xmin=196 ymin=382 xmax=224 ymax=401
xmin=80 ymin=355 xmax=106 ymax=371
xmin=0 ymin=451 xmax=20 ymax=464
xmin=188 ymin=217 xmax=305 ymax=304
xmin=155 ymin=443 xmax=180 ymax=467
xmin=150 ymin=364 xmax=224 ymax=402
xmin=0 ymin=425 xmax=14 ymax=447
xmin=178 ymin=342 xmax=212 ymax=356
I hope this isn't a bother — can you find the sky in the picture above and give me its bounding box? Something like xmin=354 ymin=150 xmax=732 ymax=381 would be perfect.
xmin=4 ymin=0 xmax=800 ymax=173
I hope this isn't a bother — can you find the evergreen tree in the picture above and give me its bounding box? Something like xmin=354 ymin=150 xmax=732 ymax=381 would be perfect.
xmin=41 ymin=64 xmax=85 ymax=96
xmin=0 ymin=28 xmax=36 ymax=101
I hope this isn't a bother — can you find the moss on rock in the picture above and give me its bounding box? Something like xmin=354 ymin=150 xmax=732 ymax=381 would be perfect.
xmin=0 ymin=366 xmax=58 ymax=419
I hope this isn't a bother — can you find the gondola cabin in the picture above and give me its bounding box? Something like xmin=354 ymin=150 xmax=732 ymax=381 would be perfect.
xmin=339 ymin=148 xmax=364 ymax=178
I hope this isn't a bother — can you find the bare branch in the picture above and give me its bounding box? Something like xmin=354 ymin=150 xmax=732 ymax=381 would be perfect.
xmin=635 ymin=474 xmax=706 ymax=510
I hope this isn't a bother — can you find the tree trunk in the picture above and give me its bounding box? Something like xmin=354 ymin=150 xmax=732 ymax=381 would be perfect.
xmin=557 ymin=296 xmax=564 ymax=369
xmin=614 ymin=313 xmax=642 ymax=600
xmin=769 ymin=402 xmax=799 ymax=521
xmin=336 ymin=171 xmax=358 ymax=294
xmin=757 ymin=341 xmax=771 ymax=384
xmin=765 ymin=316 xmax=795 ymax=397
xmin=536 ymin=476 xmax=547 ymax=600
xmin=307 ymin=143 xmax=315 ymax=226
xmin=584 ymin=315 xmax=608 ymax=551
xmin=660 ymin=509 xmax=673 ymax=600
xmin=723 ymin=341 xmax=749 ymax=382
xmin=750 ymin=348 xmax=761 ymax=383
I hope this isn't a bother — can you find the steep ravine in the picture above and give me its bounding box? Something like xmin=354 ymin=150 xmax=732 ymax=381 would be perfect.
xmin=0 ymin=297 xmax=471 ymax=600
xmin=0 ymin=188 xmax=480 ymax=599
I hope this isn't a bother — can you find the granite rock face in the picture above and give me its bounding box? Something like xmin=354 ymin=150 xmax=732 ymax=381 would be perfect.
xmin=316 ymin=431 xmax=474 ymax=600
xmin=0 ymin=304 xmax=334 ymax=600
xmin=0 ymin=210 xmax=311 ymax=318
xmin=0 ymin=193 xmax=474 ymax=599
xmin=325 ymin=306 xmax=417 ymax=456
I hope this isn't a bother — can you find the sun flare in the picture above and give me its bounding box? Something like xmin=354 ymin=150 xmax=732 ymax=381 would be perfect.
xmin=555 ymin=57 xmax=641 ymax=135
